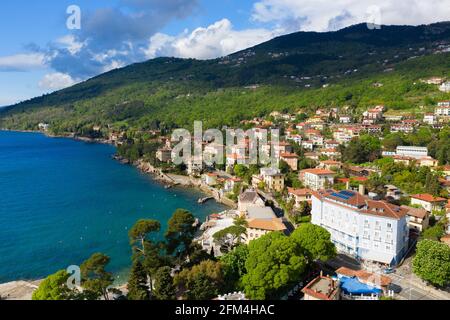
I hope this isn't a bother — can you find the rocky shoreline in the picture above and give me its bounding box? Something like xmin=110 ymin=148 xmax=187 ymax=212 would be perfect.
xmin=0 ymin=130 xmax=235 ymax=298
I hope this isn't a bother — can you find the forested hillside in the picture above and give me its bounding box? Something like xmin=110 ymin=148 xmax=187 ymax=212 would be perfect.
xmin=1 ymin=22 xmax=450 ymax=133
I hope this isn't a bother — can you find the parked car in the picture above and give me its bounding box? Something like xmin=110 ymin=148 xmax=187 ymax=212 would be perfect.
xmin=383 ymin=267 xmax=395 ymax=274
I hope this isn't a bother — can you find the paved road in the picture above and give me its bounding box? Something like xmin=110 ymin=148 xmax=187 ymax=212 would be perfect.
xmin=388 ymin=273 xmax=445 ymax=300
xmin=326 ymin=254 xmax=449 ymax=300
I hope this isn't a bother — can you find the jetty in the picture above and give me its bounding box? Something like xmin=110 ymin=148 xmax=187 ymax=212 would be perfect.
xmin=198 ymin=196 xmax=214 ymax=204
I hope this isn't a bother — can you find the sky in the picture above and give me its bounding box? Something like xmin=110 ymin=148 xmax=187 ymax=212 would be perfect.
xmin=1 ymin=0 xmax=450 ymax=106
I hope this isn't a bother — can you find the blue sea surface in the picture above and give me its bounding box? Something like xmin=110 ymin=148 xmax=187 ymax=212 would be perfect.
xmin=0 ymin=131 xmax=226 ymax=283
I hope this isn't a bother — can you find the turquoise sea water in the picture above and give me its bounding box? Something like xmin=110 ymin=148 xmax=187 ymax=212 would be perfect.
xmin=0 ymin=131 xmax=226 ymax=283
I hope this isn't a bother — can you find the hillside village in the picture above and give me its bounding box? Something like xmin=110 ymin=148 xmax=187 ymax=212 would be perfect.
xmin=33 ymin=91 xmax=450 ymax=301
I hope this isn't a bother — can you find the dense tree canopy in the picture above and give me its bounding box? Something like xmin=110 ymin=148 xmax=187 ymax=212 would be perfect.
xmin=242 ymin=232 xmax=307 ymax=300
xmin=412 ymin=240 xmax=450 ymax=287
xmin=291 ymin=224 xmax=337 ymax=262
xmin=32 ymin=270 xmax=76 ymax=301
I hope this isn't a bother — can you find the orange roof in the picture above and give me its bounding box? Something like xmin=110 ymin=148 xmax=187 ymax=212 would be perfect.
xmin=280 ymin=152 xmax=299 ymax=159
xmin=321 ymin=160 xmax=342 ymax=165
xmin=288 ymin=188 xmax=313 ymax=197
xmin=411 ymin=194 xmax=446 ymax=203
xmin=301 ymin=168 xmax=335 ymax=175
xmin=336 ymin=267 xmax=392 ymax=287
xmin=247 ymin=218 xmax=286 ymax=231
xmin=313 ymin=190 xmax=408 ymax=220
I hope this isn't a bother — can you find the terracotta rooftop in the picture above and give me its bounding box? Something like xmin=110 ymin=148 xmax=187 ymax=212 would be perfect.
xmin=312 ymin=189 xmax=408 ymax=220
xmin=288 ymin=188 xmax=313 ymax=197
xmin=301 ymin=168 xmax=336 ymax=175
xmin=280 ymin=152 xmax=299 ymax=158
xmin=401 ymin=206 xmax=428 ymax=219
xmin=411 ymin=194 xmax=447 ymax=203
xmin=247 ymin=218 xmax=287 ymax=231
xmin=336 ymin=267 xmax=392 ymax=287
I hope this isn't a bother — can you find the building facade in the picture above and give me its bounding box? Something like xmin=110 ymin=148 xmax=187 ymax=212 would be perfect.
xmin=311 ymin=190 xmax=409 ymax=265
xmin=300 ymin=169 xmax=336 ymax=191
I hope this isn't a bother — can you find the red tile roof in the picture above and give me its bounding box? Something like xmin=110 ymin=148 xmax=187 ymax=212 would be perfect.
xmin=336 ymin=267 xmax=392 ymax=287
xmin=288 ymin=188 xmax=313 ymax=197
xmin=411 ymin=194 xmax=447 ymax=203
xmin=301 ymin=168 xmax=336 ymax=175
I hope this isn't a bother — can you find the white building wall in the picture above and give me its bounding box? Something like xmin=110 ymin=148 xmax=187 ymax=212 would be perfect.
xmin=311 ymin=196 xmax=409 ymax=265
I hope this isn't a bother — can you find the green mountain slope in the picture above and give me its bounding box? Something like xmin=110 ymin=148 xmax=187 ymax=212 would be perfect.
xmin=1 ymin=22 xmax=450 ymax=132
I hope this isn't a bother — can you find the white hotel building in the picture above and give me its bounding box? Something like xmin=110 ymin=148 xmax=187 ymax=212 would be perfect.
xmin=311 ymin=190 xmax=409 ymax=266
xmin=396 ymin=146 xmax=428 ymax=159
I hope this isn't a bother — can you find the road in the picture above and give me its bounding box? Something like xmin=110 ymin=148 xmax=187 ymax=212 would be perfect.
xmin=389 ymin=273 xmax=446 ymax=300
xmin=325 ymin=254 xmax=450 ymax=300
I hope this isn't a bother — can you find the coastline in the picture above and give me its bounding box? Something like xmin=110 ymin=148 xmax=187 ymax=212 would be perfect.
xmin=0 ymin=129 xmax=234 ymax=295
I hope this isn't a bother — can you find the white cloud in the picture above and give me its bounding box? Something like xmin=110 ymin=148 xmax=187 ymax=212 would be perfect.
xmin=38 ymin=72 xmax=78 ymax=91
xmin=0 ymin=53 xmax=47 ymax=72
xmin=143 ymin=19 xmax=283 ymax=60
xmin=55 ymin=35 xmax=86 ymax=55
xmin=252 ymin=0 xmax=450 ymax=32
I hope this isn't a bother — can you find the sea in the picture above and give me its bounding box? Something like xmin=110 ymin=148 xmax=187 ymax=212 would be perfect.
xmin=0 ymin=131 xmax=226 ymax=283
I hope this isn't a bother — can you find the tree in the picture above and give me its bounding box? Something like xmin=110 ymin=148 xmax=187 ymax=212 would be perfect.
xmin=382 ymin=133 xmax=405 ymax=151
xmin=242 ymin=232 xmax=307 ymax=300
xmin=185 ymin=243 xmax=215 ymax=268
xmin=412 ymin=240 xmax=450 ymax=287
xmin=213 ymin=225 xmax=247 ymax=253
xmin=340 ymin=135 xmax=381 ymax=164
xmin=153 ymin=266 xmax=177 ymax=300
xmin=32 ymin=270 xmax=77 ymax=300
xmin=165 ymin=209 xmax=196 ymax=258
xmin=291 ymin=224 xmax=337 ymax=262
xmin=80 ymin=253 xmax=114 ymax=300
xmin=220 ymin=245 xmax=249 ymax=292
xmin=174 ymin=260 xmax=224 ymax=300
xmin=127 ymin=260 xmax=149 ymax=300
xmin=422 ymin=224 xmax=445 ymax=241
xmin=129 ymin=219 xmax=161 ymax=257
xmin=279 ymin=159 xmax=291 ymax=174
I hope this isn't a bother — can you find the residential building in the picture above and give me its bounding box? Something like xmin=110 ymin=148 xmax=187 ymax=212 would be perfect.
xmin=384 ymin=185 xmax=402 ymax=201
xmin=339 ymin=116 xmax=352 ymax=124
xmin=304 ymin=152 xmax=320 ymax=161
xmin=156 ymin=147 xmax=172 ymax=163
xmin=288 ymin=188 xmax=313 ymax=207
xmin=301 ymin=140 xmax=314 ymax=150
xmin=384 ymin=115 xmax=403 ymax=122
xmin=439 ymin=81 xmax=450 ymax=93
xmin=38 ymin=123 xmax=49 ymax=131
xmin=245 ymin=206 xmax=287 ymax=243
xmin=311 ymin=189 xmax=409 ymax=265
xmin=435 ymin=104 xmax=450 ymax=116
xmin=262 ymin=170 xmax=285 ymax=192
xmin=401 ymin=206 xmax=430 ymax=232
xmin=438 ymin=101 xmax=450 ymax=107
xmin=320 ymin=148 xmax=341 ymax=159
xmin=410 ymin=194 xmax=447 ymax=212
xmin=422 ymin=77 xmax=445 ymax=85
xmin=280 ymin=153 xmax=299 ymax=171
xmin=396 ymin=146 xmax=428 ymax=159
xmin=302 ymin=276 xmax=340 ymax=301
xmin=391 ymin=124 xmax=414 ymax=134
xmin=418 ymin=156 xmax=439 ymax=167
xmin=237 ymin=190 xmax=265 ymax=213
xmin=423 ymin=113 xmax=437 ymax=125
xmin=224 ymin=177 xmax=242 ymax=193
xmin=319 ymin=160 xmax=343 ymax=170
xmin=202 ymin=173 xmax=219 ymax=186
xmin=299 ymin=168 xmax=336 ymax=191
